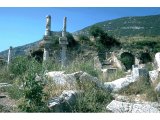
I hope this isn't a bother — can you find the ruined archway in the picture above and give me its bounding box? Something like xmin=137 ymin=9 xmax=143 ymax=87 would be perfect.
xmin=120 ymin=52 xmax=135 ymax=70
xmin=140 ymin=52 xmax=152 ymax=64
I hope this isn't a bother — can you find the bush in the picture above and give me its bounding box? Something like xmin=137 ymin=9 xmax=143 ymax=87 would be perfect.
xmin=9 ymin=56 xmax=30 ymax=77
xmin=18 ymin=59 xmax=48 ymax=112
xmin=78 ymin=35 xmax=90 ymax=44
xmin=89 ymin=25 xmax=120 ymax=49
xmin=89 ymin=25 xmax=104 ymax=38
xmin=73 ymin=80 xmax=113 ymax=112
xmin=65 ymin=57 xmax=99 ymax=77
xmin=6 ymin=84 xmax=23 ymax=100
xmin=0 ymin=67 xmax=13 ymax=83
xmin=66 ymin=33 xmax=78 ymax=48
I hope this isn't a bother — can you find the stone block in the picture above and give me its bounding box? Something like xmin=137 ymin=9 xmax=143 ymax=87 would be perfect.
xmin=48 ymin=90 xmax=80 ymax=112
xmin=104 ymin=76 xmax=133 ymax=92
xmin=106 ymin=100 xmax=160 ymax=113
xmin=132 ymin=65 xmax=149 ymax=80
xmin=94 ymin=56 xmax=102 ymax=70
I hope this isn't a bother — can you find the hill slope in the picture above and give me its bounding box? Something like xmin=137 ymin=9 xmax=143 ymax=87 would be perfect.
xmin=73 ymin=14 xmax=160 ymax=37
xmin=0 ymin=31 xmax=61 ymax=60
xmin=0 ymin=40 xmax=40 ymax=60
xmin=1 ymin=14 xmax=160 ymax=59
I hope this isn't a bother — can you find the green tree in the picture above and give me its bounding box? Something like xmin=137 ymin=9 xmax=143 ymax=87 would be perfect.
xmin=89 ymin=25 xmax=104 ymax=38
xmin=9 ymin=56 xmax=30 ymax=76
xmin=79 ymin=35 xmax=90 ymax=44
xmin=66 ymin=33 xmax=77 ymax=48
xmin=18 ymin=58 xmax=48 ymax=112
xmin=89 ymin=25 xmax=120 ymax=49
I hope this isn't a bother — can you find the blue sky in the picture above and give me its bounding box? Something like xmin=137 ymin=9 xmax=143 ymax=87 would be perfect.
xmin=0 ymin=7 xmax=160 ymax=52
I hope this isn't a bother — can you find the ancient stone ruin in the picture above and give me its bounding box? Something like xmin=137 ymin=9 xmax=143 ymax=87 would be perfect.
xmin=42 ymin=15 xmax=52 ymax=62
xmin=7 ymin=46 xmax=13 ymax=66
xmin=59 ymin=17 xmax=68 ymax=68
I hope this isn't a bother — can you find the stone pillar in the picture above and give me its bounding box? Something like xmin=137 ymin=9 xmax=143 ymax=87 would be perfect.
xmin=155 ymin=52 xmax=160 ymax=71
xmin=43 ymin=36 xmax=51 ymax=62
xmin=7 ymin=46 xmax=12 ymax=65
xmin=45 ymin=15 xmax=51 ymax=36
xmin=59 ymin=17 xmax=68 ymax=68
xmin=43 ymin=15 xmax=52 ymax=62
xmin=62 ymin=17 xmax=67 ymax=37
xmin=43 ymin=48 xmax=49 ymax=61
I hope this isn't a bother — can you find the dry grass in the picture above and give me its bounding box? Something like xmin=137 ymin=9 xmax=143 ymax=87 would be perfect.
xmin=118 ymin=77 xmax=158 ymax=102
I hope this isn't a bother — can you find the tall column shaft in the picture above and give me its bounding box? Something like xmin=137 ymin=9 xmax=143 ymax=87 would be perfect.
xmin=45 ymin=15 xmax=51 ymax=36
xmin=7 ymin=46 xmax=12 ymax=65
xmin=59 ymin=17 xmax=68 ymax=68
xmin=62 ymin=17 xmax=67 ymax=37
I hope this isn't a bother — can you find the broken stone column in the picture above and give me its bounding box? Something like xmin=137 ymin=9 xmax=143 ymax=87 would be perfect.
xmin=7 ymin=46 xmax=12 ymax=65
xmin=43 ymin=36 xmax=52 ymax=62
xmin=59 ymin=17 xmax=68 ymax=68
xmin=43 ymin=15 xmax=52 ymax=62
xmin=132 ymin=65 xmax=149 ymax=80
xmin=45 ymin=15 xmax=51 ymax=36
xmin=62 ymin=16 xmax=67 ymax=37
xmin=48 ymin=90 xmax=81 ymax=112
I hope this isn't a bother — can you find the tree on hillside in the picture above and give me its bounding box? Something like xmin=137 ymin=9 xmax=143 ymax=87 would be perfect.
xmin=89 ymin=25 xmax=104 ymax=38
xmin=89 ymin=25 xmax=120 ymax=48
xmin=78 ymin=35 xmax=90 ymax=44
xmin=66 ymin=33 xmax=78 ymax=48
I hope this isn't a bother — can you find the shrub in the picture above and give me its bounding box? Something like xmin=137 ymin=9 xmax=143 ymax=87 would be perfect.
xmin=0 ymin=67 xmax=13 ymax=83
xmin=6 ymin=84 xmax=23 ymax=100
xmin=89 ymin=25 xmax=104 ymax=38
xmin=9 ymin=56 xmax=30 ymax=77
xmin=73 ymin=80 xmax=113 ymax=112
xmin=78 ymin=35 xmax=90 ymax=44
xmin=17 ymin=58 xmax=49 ymax=112
xmin=65 ymin=57 xmax=99 ymax=77
xmin=66 ymin=33 xmax=78 ymax=48
xmin=89 ymin=25 xmax=120 ymax=50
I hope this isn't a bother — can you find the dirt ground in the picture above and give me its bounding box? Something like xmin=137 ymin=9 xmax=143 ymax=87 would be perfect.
xmin=0 ymin=92 xmax=17 ymax=112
